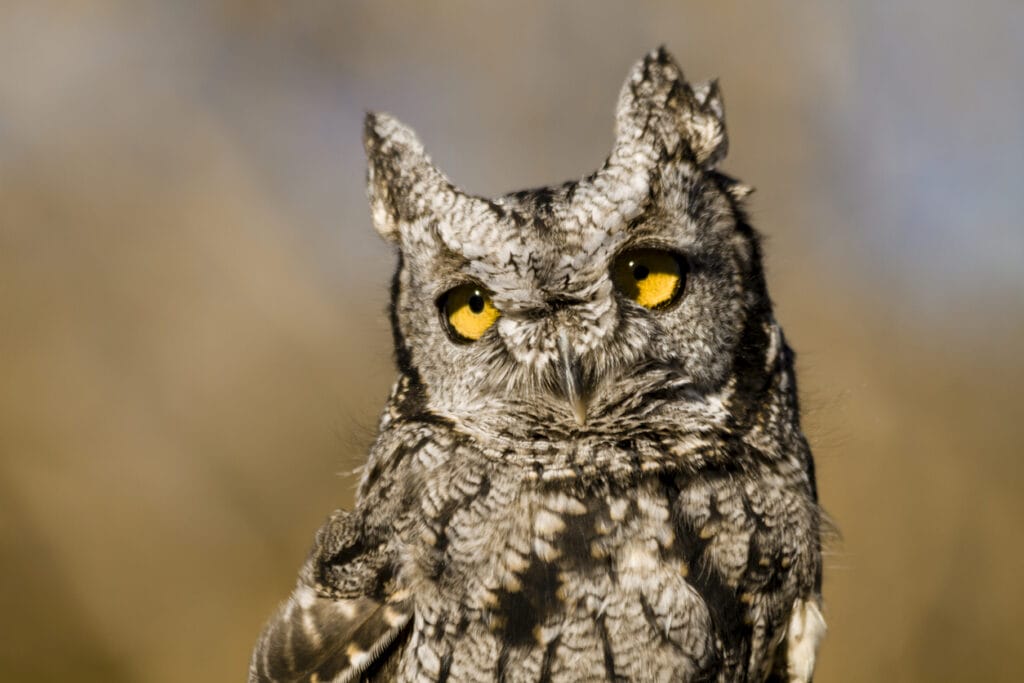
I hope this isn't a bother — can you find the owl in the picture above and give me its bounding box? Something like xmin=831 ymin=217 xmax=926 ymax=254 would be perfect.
xmin=250 ymin=47 xmax=825 ymax=683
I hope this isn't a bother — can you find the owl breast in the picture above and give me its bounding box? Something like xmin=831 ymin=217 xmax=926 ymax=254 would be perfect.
xmin=391 ymin=446 xmax=816 ymax=683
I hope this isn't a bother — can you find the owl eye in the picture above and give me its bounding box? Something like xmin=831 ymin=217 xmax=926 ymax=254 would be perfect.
xmin=611 ymin=248 xmax=687 ymax=309
xmin=440 ymin=284 xmax=501 ymax=342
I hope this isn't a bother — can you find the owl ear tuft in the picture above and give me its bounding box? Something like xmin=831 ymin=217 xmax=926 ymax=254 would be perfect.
xmin=691 ymin=80 xmax=725 ymax=121
xmin=688 ymin=79 xmax=728 ymax=166
xmin=726 ymin=180 xmax=755 ymax=201
xmin=614 ymin=48 xmax=728 ymax=169
xmin=363 ymin=111 xmax=451 ymax=244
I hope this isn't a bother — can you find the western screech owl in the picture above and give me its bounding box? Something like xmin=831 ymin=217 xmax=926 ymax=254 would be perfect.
xmin=250 ymin=47 xmax=825 ymax=683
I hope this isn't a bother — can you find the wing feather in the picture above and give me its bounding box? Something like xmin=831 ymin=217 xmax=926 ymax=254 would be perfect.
xmin=249 ymin=511 xmax=412 ymax=683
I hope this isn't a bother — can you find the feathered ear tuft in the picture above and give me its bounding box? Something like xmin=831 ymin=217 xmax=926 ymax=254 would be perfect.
xmin=363 ymin=112 xmax=508 ymax=260
xmin=688 ymin=79 xmax=728 ymax=166
xmin=614 ymin=48 xmax=729 ymax=168
xmin=614 ymin=46 xmax=685 ymax=145
xmin=363 ymin=111 xmax=451 ymax=244
xmin=726 ymin=181 xmax=755 ymax=201
xmin=691 ymin=79 xmax=725 ymax=122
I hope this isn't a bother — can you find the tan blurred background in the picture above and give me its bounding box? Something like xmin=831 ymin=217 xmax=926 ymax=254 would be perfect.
xmin=2 ymin=2 xmax=1022 ymax=681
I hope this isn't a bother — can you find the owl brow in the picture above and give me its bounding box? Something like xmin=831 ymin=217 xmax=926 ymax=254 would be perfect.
xmin=625 ymin=211 xmax=653 ymax=233
xmin=430 ymin=235 xmax=471 ymax=270
xmin=421 ymin=243 xmax=521 ymax=303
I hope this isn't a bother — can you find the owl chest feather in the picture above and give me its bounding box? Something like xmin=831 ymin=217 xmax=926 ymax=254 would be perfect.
xmin=390 ymin=452 xmax=817 ymax=683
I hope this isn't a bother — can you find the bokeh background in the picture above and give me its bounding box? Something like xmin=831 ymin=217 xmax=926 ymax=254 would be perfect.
xmin=2 ymin=2 xmax=1022 ymax=681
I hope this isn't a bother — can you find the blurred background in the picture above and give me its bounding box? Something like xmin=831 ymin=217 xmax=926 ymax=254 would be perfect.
xmin=1 ymin=1 xmax=1022 ymax=681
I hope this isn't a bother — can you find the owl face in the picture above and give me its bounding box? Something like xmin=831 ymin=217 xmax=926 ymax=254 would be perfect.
xmin=366 ymin=49 xmax=763 ymax=441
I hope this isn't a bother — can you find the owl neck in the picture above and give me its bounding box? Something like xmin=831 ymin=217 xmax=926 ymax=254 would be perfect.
xmin=368 ymin=325 xmax=807 ymax=487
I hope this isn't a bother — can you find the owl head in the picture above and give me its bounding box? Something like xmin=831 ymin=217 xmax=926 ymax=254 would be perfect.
xmin=364 ymin=48 xmax=778 ymax=444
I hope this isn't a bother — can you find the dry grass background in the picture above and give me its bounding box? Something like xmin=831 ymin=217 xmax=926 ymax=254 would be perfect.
xmin=1 ymin=2 xmax=1022 ymax=681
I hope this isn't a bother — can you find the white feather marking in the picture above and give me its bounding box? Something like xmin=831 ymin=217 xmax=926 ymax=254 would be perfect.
xmin=503 ymin=549 xmax=531 ymax=572
xmin=533 ymin=537 xmax=562 ymax=562
xmin=609 ymin=498 xmax=630 ymax=521
xmin=302 ymin=609 xmax=323 ymax=648
xmin=636 ymin=494 xmax=671 ymax=522
xmin=346 ymin=644 xmax=370 ymax=671
xmin=547 ymin=492 xmax=588 ymax=515
xmin=335 ymin=600 xmax=359 ymax=620
xmin=620 ymin=541 xmax=658 ymax=574
xmin=785 ymin=599 xmax=826 ymax=683
xmin=416 ymin=641 xmax=442 ymax=676
xmin=534 ymin=509 xmax=566 ymax=537
xmin=383 ymin=606 xmax=406 ymax=627
xmin=295 ymin=585 xmax=317 ymax=609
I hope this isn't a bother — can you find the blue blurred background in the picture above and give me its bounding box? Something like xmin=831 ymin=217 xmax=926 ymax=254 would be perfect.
xmin=1 ymin=2 xmax=1022 ymax=680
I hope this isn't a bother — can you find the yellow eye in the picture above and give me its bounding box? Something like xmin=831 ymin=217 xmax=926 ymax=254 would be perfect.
xmin=612 ymin=248 xmax=686 ymax=309
xmin=441 ymin=284 xmax=500 ymax=342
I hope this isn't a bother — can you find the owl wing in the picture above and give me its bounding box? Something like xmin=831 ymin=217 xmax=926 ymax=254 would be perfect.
xmin=249 ymin=510 xmax=412 ymax=683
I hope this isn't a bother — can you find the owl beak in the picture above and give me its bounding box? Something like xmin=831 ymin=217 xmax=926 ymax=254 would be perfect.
xmin=557 ymin=330 xmax=588 ymax=426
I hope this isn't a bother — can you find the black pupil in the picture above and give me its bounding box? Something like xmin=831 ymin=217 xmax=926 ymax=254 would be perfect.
xmin=468 ymin=293 xmax=485 ymax=314
xmin=632 ymin=263 xmax=650 ymax=281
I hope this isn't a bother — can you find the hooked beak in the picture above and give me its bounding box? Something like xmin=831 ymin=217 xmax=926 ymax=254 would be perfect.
xmin=556 ymin=330 xmax=588 ymax=426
